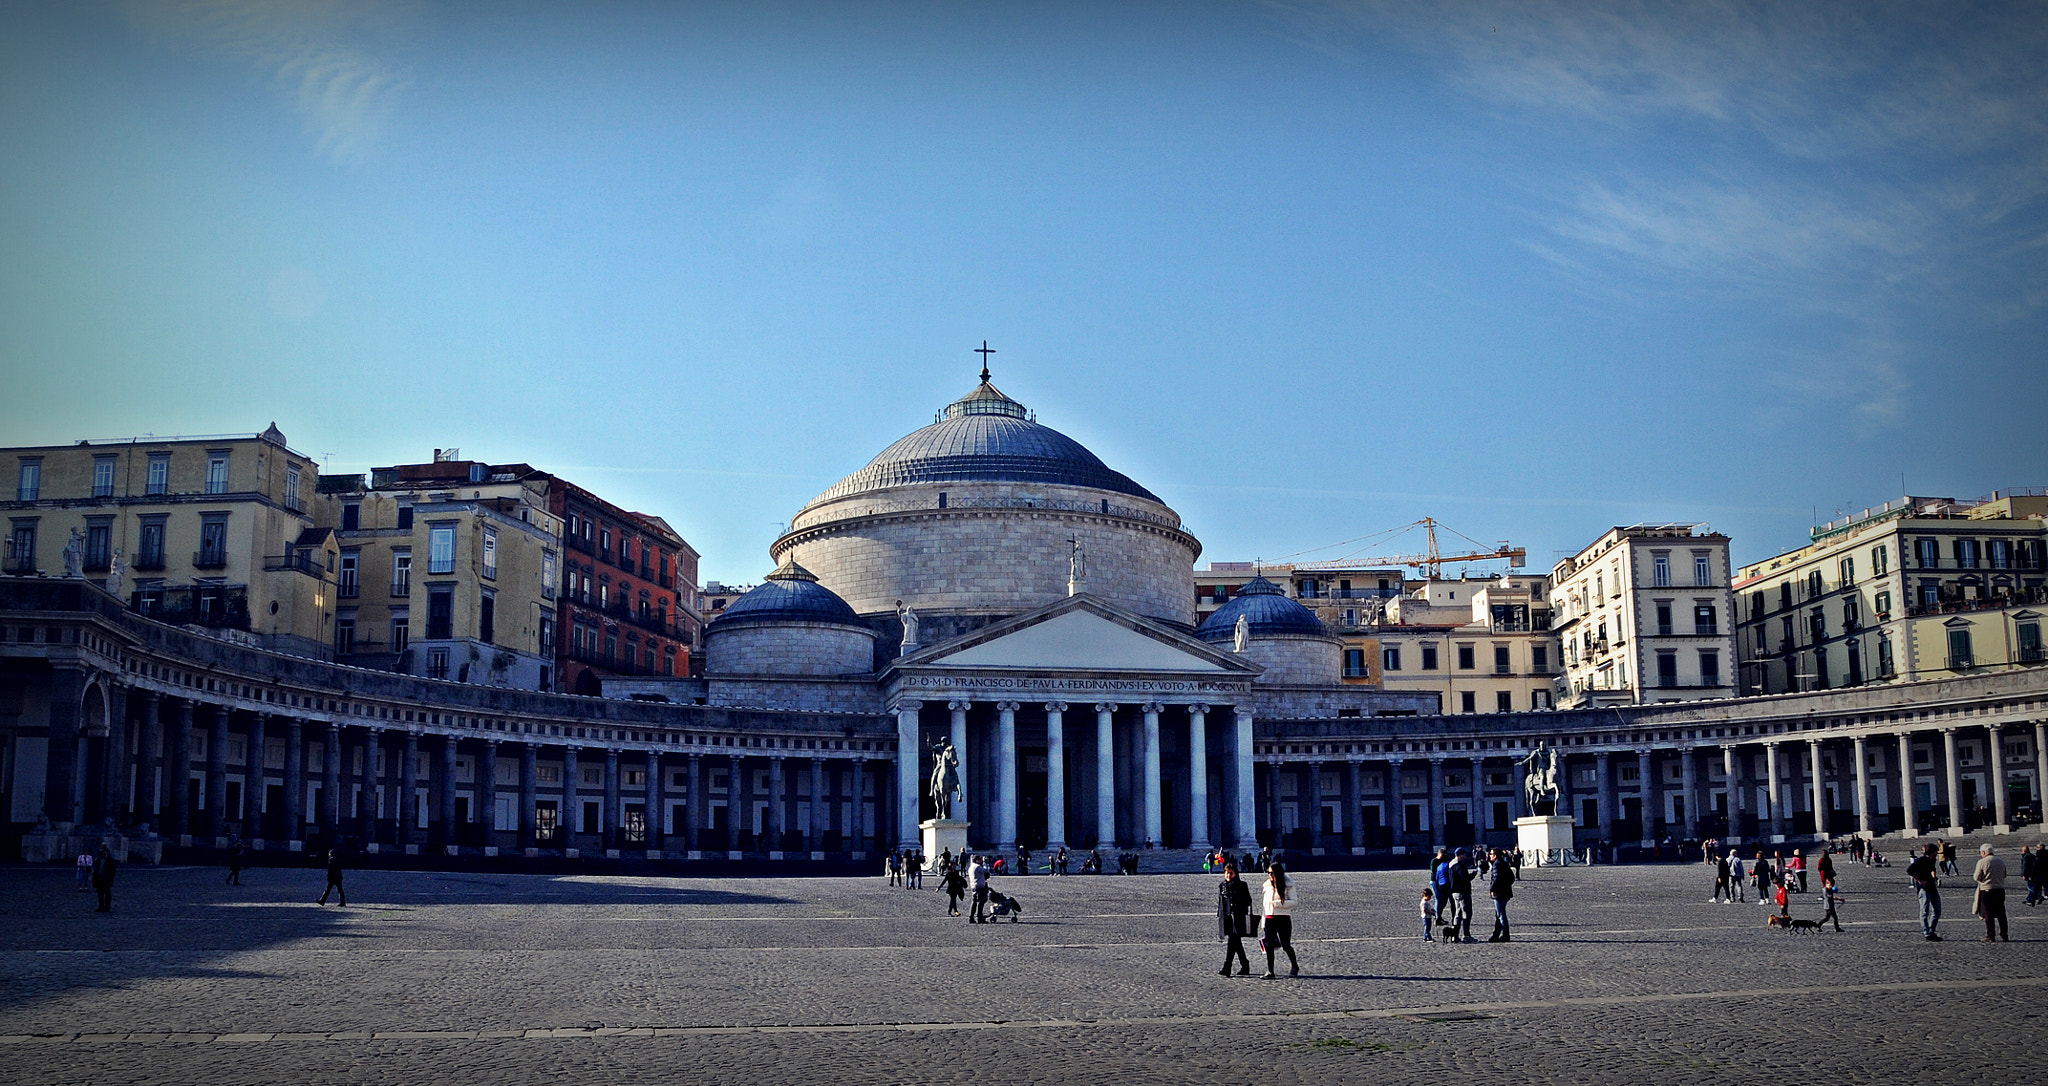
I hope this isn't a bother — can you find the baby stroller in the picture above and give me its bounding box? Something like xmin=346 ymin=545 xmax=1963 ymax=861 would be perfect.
xmin=986 ymin=889 xmax=1023 ymax=922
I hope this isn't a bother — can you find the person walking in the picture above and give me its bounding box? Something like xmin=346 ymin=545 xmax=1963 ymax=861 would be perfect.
xmin=1488 ymin=846 xmax=1516 ymax=941
xmin=968 ymin=854 xmax=992 ymax=923
xmin=1973 ymin=844 xmax=2009 ymax=942
xmin=1429 ymin=847 xmax=1452 ymax=923
xmin=1260 ymin=862 xmax=1299 ymax=979
xmin=1729 ymin=852 xmax=1747 ymax=903
xmin=1752 ymin=850 xmax=1773 ymax=906
xmin=1907 ymin=843 xmax=1941 ymax=941
xmin=1216 ymin=862 xmax=1253 ymax=976
xmin=1710 ymin=849 xmax=1732 ymax=903
xmin=887 ymin=850 xmax=902 ymax=887
xmin=316 ymin=841 xmax=348 ymax=907
xmin=942 ymin=860 xmax=967 ymax=916
xmin=1819 ymin=875 xmax=1845 ymax=932
xmin=226 ymin=838 xmax=245 ymax=886
xmin=90 ymin=845 xmax=117 ymax=913
xmin=75 ymin=850 xmax=94 ymax=892
xmin=2020 ymin=845 xmax=2039 ymax=907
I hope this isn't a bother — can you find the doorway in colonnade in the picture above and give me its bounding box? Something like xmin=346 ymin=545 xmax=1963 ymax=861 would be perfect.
xmin=1019 ymin=748 xmax=1048 ymax=849
xmin=1444 ymin=803 xmax=1473 ymax=849
xmin=264 ymin=783 xmax=285 ymax=839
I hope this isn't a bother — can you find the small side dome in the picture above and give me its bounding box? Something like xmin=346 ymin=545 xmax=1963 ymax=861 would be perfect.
xmin=1195 ymin=576 xmax=1326 ymax=643
xmin=709 ymin=559 xmax=865 ymax=630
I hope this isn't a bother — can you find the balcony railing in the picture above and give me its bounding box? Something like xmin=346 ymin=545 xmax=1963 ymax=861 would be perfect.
xmin=193 ymin=550 xmax=228 ymax=570
xmin=2 ymin=558 xmax=37 ymax=575
xmin=131 ymin=555 xmax=166 ymax=571
xmin=2021 ymin=647 xmax=2045 ymax=664
xmin=262 ymin=553 xmax=322 ymax=575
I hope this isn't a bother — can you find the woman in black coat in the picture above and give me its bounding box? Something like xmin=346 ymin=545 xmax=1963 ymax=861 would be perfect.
xmin=1216 ymin=862 xmax=1253 ymax=976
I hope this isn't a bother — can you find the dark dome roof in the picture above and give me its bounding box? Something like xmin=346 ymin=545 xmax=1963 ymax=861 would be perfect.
xmin=808 ymin=379 xmax=1160 ymax=504
xmin=708 ymin=559 xmax=868 ymax=631
xmin=1195 ymin=577 xmax=1326 ymax=643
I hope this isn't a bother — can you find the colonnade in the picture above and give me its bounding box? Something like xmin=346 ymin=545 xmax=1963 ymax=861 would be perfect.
xmin=890 ymin=698 xmax=1259 ymax=854
xmin=1256 ymin=720 xmax=2048 ymax=852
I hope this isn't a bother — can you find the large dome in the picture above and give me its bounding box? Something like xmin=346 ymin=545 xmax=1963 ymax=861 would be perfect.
xmin=810 ymin=379 xmax=1160 ymax=505
xmin=708 ymin=559 xmax=865 ymax=630
xmin=1196 ymin=577 xmax=1327 ymax=643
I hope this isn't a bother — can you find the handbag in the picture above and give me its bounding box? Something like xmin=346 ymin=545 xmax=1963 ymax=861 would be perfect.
xmin=1246 ymin=914 xmax=1260 ymax=937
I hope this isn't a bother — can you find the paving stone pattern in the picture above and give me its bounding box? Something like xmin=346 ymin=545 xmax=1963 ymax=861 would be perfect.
xmin=2 ymin=857 xmax=2042 ymax=1084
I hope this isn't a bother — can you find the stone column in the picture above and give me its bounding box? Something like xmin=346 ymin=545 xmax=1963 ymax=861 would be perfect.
xmin=436 ymin=734 xmax=457 ymax=850
xmin=1344 ymin=759 xmax=1363 ymax=852
xmin=1140 ymin=702 xmax=1163 ymax=848
xmin=167 ymin=700 xmax=194 ymax=838
xmin=1808 ymin=738 xmax=1827 ymax=840
xmin=561 ymin=746 xmax=579 ymax=847
xmin=206 ymin=705 xmax=229 ymax=839
xmin=1677 ymin=746 xmax=1698 ymax=839
xmin=1635 ymin=748 xmax=1654 ymax=845
xmin=768 ymin=755 xmax=786 ymax=853
xmin=1095 ymin=703 xmax=1117 ymax=848
xmin=1186 ymin=704 xmax=1210 ymax=852
xmin=137 ymin=695 xmax=163 ymax=824
xmin=1988 ymin=725 xmax=2009 ymax=832
xmin=360 ymin=728 xmax=382 ymax=843
xmin=1852 ymin=734 xmax=1871 ymax=836
xmin=948 ymin=700 xmax=971 ymax=826
xmin=478 ymin=739 xmax=500 ymax=848
xmin=1472 ymin=756 xmax=1487 ymax=842
xmin=603 ymin=748 xmax=622 ymax=851
xmin=644 ymin=750 xmax=663 ymax=853
xmin=1043 ymin=703 xmax=1068 ymax=851
xmin=1595 ymin=751 xmax=1614 ymax=842
xmin=996 ymin=701 xmax=1020 ymax=851
xmin=520 ymin=742 xmax=539 ymax=850
xmin=322 ymin=722 xmax=343 ymax=837
xmin=1233 ymin=708 xmax=1258 ymax=850
xmin=1719 ymin=745 xmax=1738 ymax=836
xmin=684 ymin=752 xmax=702 ymax=851
xmin=244 ymin=712 xmax=267 ymax=841
xmin=848 ymin=757 xmax=866 ymax=853
xmin=279 ymin=718 xmax=303 ymax=845
xmin=1898 ymin=732 xmax=1919 ymax=836
xmin=894 ymin=701 xmax=921 ymax=850
xmin=1765 ymin=742 xmax=1783 ymax=840
xmin=1268 ymin=762 xmax=1286 ymax=847
xmin=1304 ymin=758 xmax=1325 ymax=851
xmin=1941 ymin=728 xmax=1963 ymax=835
xmin=726 ymin=754 xmax=744 ymax=852
xmin=808 ymin=756 xmax=826 ymax=852
xmin=400 ymin=731 xmax=420 ymax=848
xmin=1426 ymin=757 xmax=1445 ymax=846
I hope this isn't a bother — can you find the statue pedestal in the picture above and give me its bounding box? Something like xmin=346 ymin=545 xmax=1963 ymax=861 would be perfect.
xmin=1515 ymin=815 xmax=1576 ymax=857
xmin=921 ymin=818 xmax=969 ymax=870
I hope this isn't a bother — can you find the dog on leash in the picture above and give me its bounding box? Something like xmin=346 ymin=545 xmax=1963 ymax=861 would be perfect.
xmin=1765 ymin=914 xmax=1824 ymax=933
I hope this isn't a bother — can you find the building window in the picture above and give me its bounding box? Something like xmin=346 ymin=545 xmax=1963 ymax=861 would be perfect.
xmin=1810 ymin=608 xmax=1827 ymax=641
xmin=1699 ymin=650 xmax=1720 ymax=687
xmin=1988 ymin=539 xmax=2011 ymax=569
xmin=600 ymin=528 xmax=611 ymax=561
xmin=1874 ymin=590 xmax=1890 ymax=617
xmin=1838 ymin=556 xmax=1855 ymax=585
xmin=1947 ymin=626 xmax=1974 ymax=669
xmin=1382 ymin=646 xmax=1402 ymax=671
xmin=542 ymin=550 xmax=557 ymax=600
xmin=1344 ymin=648 xmax=1366 ymax=678
xmin=427 ymin=587 xmax=453 ymax=640
xmin=136 ymin=515 xmax=166 ymax=569
xmin=2017 ymin=621 xmax=2041 ymax=663
xmin=285 ymin=465 xmax=301 ymax=510
xmin=197 ymin=515 xmax=228 ymax=568
xmin=92 ymin=456 xmax=116 ymax=498
xmin=1655 ymin=602 xmax=1673 ymax=636
xmin=427 ymin=648 xmax=450 ymax=680
xmin=390 ymin=609 xmax=409 ymax=653
xmin=1877 ymin=637 xmax=1894 ymax=677
xmin=1652 ymin=553 xmax=1670 ymax=587
xmin=1872 ymin=544 xmax=1888 ymax=576
xmin=341 ymin=502 xmax=360 ymax=531
xmin=205 ymin=453 xmax=229 ymax=494
xmin=1460 ymin=691 xmax=1476 ymax=713
xmin=1694 ymin=553 xmax=1712 ymax=586
xmin=1694 ymin=603 xmax=1718 ymax=636
xmin=1494 ymin=645 xmax=1511 ymax=674
xmin=1421 ymin=643 xmax=1438 ymax=670
xmin=1807 ymin=570 xmax=1824 ymax=599
xmin=335 ymin=610 xmax=356 ymax=655
xmin=538 ymin=615 xmax=554 ymax=657
xmin=145 ymin=454 xmax=169 ymax=495
xmin=1657 ymin=651 xmax=1678 ymax=688
xmin=1842 ymin=596 xmax=1859 ymax=630
xmin=1531 ymin=645 xmax=1548 ymax=673
xmin=337 ymin=550 xmax=359 ymax=598
xmin=481 ymin=528 xmax=497 ymax=579
xmin=396 ymin=504 xmax=414 ymax=530
xmin=1916 ymin=538 xmax=1938 ymax=567
xmin=479 ymin=591 xmax=495 ymax=644
xmin=1493 ymin=690 xmax=1510 ymax=712
xmin=1845 ymin=640 xmax=1863 ymax=684
xmin=1954 ymin=539 xmax=1979 ymax=569
xmin=428 ymin=524 xmax=456 ymax=574
xmin=84 ymin=520 xmax=111 ymax=571
xmin=1919 ymin=581 xmax=1940 ymax=607
xmin=15 ymin=459 xmax=40 ymax=501
xmin=391 ymin=548 xmax=412 ymax=596
xmin=1457 ymin=644 xmax=1475 ymax=670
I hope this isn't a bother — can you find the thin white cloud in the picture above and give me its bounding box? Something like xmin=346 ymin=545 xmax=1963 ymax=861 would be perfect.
xmin=119 ymin=0 xmax=416 ymax=165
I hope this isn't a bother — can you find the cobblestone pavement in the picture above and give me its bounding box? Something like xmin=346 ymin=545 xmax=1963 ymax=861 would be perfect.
xmin=2 ymin=855 xmax=2043 ymax=1084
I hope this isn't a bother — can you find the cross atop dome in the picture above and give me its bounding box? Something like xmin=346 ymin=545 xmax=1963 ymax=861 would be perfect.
xmin=975 ymin=340 xmax=995 ymax=383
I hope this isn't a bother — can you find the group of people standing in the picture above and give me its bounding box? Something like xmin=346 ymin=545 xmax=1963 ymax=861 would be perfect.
xmin=1909 ymin=841 xmax=2014 ymax=942
xmin=1424 ymin=846 xmax=1516 ymax=943
xmin=1215 ymin=859 xmax=1298 ymax=978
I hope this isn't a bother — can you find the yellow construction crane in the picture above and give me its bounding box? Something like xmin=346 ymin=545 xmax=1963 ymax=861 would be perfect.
xmin=1286 ymin=517 xmax=1526 ymax=580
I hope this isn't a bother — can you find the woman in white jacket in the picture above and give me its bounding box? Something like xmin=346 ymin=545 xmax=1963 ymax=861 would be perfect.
xmin=1261 ymin=862 xmax=1300 ymax=978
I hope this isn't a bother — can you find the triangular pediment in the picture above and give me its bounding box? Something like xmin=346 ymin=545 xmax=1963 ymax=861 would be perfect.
xmin=897 ymin=596 xmax=1254 ymax=674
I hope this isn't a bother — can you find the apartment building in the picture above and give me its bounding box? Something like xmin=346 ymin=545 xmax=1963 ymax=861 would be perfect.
xmin=3 ymin=425 xmax=336 ymax=657
xmin=1372 ymin=575 xmax=1561 ymax=713
xmin=548 ymin=481 xmax=701 ymax=692
xmin=1735 ymin=490 xmax=2047 ymax=696
xmin=1552 ymin=524 xmax=1736 ymax=708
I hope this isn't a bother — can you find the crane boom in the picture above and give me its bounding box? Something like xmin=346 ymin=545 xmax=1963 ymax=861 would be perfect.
xmin=1285 ymin=517 xmax=1526 ymax=578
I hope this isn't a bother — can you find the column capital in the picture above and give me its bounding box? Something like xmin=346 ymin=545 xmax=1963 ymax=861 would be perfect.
xmin=1187 ymin=703 xmax=1210 ymax=715
xmin=891 ymin=700 xmax=922 ymax=714
xmin=1141 ymin=701 xmax=1164 ymax=714
xmin=1042 ymin=701 xmax=1068 ymax=713
xmin=995 ymin=701 xmax=1021 ymax=713
xmin=947 ymin=700 xmax=972 ymax=712
xmin=1094 ymin=702 xmax=1118 ymax=714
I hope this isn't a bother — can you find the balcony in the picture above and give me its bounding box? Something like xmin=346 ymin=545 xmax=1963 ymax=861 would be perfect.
xmin=2021 ymin=647 xmax=2045 ymax=664
xmin=132 ymin=584 xmax=250 ymax=629
xmin=131 ymin=554 xmax=166 ymax=571
xmin=1949 ymin=655 xmax=1976 ymax=671
xmin=262 ymin=552 xmax=323 ymax=575
xmin=1329 ymin=588 xmax=1400 ymax=599
xmin=193 ymin=550 xmax=228 ymax=570
xmin=2 ymin=558 xmax=37 ymax=575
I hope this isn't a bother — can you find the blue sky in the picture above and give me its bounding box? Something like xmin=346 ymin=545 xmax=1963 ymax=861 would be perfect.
xmin=3 ymin=1 xmax=2043 ymax=588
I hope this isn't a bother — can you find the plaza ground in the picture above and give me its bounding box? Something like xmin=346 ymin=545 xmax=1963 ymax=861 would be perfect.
xmin=1 ymin=853 xmax=2042 ymax=1085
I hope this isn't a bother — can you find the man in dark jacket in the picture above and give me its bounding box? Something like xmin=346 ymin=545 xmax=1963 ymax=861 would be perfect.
xmin=317 ymin=842 xmax=348 ymax=907
xmin=1216 ymin=863 xmax=1253 ymax=976
xmin=1907 ymin=843 xmax=1941 ymax=941
xmin=91 ymin=845 xmax=118 ymax=913
xmin=1450 ymin=848 xmax=1477 ymax=942
xmin=1487 ymin=847 xmax=1516 ymax=941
